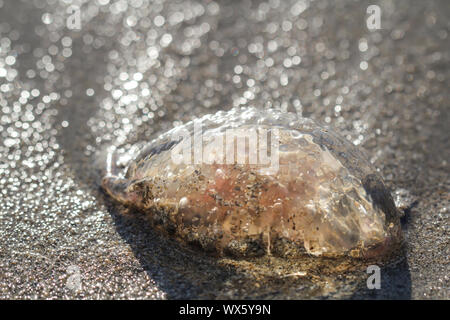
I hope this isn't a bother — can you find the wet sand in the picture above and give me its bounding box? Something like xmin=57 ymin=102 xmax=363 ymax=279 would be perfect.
xmin=0 ymin=0 xmax=448 ymax=299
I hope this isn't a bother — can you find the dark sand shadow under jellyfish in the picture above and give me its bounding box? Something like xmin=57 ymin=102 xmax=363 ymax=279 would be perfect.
xmin=102 ymin=196 xmax=412 ymax=299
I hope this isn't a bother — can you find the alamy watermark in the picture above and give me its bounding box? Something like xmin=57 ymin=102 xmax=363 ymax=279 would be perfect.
xmin=65 ymin=265 xmax=82 ymax=291
xmin=66 ymin=5 xmax=81 ymax=30
xmin=366 ymin=5 xmax=381 ymax=30
xmin=170 ymin=122 xmax=280 ymax=175
xmin=366 ymin=265 xmax=381 ymax=289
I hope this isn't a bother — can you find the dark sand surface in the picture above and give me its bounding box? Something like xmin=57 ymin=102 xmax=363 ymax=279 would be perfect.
xmin=0 ymin=0 xmax=448 ymax=299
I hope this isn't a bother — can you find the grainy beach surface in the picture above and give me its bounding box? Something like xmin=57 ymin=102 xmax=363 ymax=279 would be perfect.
xmin=0 ymin=0 xmax=448 ymax=299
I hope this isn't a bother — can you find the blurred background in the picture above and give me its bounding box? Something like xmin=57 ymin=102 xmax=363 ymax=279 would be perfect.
xmin=0 ymin=0 xmax=448 ymax=299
